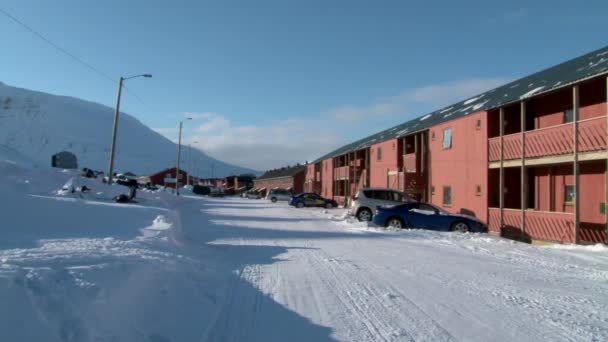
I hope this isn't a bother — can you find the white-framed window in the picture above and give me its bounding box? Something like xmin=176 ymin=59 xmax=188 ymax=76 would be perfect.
xmin=443 ymin=186 xmax=452 ymax=206
xmin=564 ymin=108 xmax=574 ymax=123
xmin=442 ymin=128 xmax=452 ymax=149
xmin=565 ymin=185 xmax=575 ymax=203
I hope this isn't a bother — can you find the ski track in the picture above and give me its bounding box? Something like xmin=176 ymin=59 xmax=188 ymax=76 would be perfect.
xmin=2 ymin=190 xmax=607 ymax=342
xmin=188 ymin=198 xmax=608 ymax=342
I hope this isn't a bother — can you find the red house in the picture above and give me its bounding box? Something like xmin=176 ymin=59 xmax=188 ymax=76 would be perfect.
xmin=147 ymin=167 xmax=189 ymax=189
xmin=254 ymin=165 xmax=306 ymax=197
xmin=309 ymin=45 xmax=608 ymax=245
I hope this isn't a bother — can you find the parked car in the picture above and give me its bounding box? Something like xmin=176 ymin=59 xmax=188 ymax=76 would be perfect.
xmin=192 ymin=185 xmax=211 ymax=195
xmin=349 ymin=188 xmax=415 ymax=221
xmin=372 ymin=202 xmax=488 ymax=232
xmin=266 ymin=188 xmax=292 ymax=202
xmin=246 ymin=190 xmax=262 ymax=199
xmin=289 ymin=193 xmax=338 ymax=209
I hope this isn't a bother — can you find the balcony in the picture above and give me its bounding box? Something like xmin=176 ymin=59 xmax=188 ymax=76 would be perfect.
xmin=488 ymin=116 xmax=607 ymax=162
xmin=488 ymin=208 xmax=575 ymax=243
xmin=403 ymin=153 xmax=417 ymax=173
xmin=333 ymin=166 xmax=349 ymax=179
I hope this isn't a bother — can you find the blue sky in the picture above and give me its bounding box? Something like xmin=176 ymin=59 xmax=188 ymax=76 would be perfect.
xmin=1 ymin=0 xmax=607 ymax=170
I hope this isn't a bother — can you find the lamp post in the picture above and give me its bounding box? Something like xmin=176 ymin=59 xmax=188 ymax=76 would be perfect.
xmin=175 ymin=117 xmax=192 ymax=195
xmin=107 ymin=74 xmax=152 ymax=185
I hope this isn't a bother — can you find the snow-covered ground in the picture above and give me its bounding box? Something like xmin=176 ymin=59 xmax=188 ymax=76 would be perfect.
xmin=1 ymin=152 xmax=607 ymax=341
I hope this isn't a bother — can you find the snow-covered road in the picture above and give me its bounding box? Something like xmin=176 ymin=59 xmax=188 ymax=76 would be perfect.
xmin=1 ymin=168 xmax=607 ymax=342
xmin=180 ymin=197 xmax=608 ymax=342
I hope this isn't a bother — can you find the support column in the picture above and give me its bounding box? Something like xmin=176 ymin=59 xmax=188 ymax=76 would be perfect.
xmin=421 ymin=131 xmax=427 ymax=202
xmin=521 ymin=101 xmax=527 ymax=238
xmin=573 ymin=85 xmax=580 ymax=244
xmin=499 ymin=108 xmax=505 ymax=230
xmin=605 ymin=76 xmax=608 ymax=242
xmin=353 ymin=151 xmax=357 ymax=195
xmin=365 ymin=148 xmax=370 ymax=187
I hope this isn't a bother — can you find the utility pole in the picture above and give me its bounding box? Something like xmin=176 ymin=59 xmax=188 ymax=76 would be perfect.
xmin=175 ymin=118 xmax=192 ymax=195
xmin=107 ymin=77 xmax=123 ymax=185
xmin=107 ymin=74 xmax=151 ymax=185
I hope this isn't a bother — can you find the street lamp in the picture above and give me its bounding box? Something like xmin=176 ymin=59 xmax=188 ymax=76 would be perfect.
xmin=175 ymin=117 xmax=192 ymax=195
xmin=107 ymin=74 xmax=152 ymax=185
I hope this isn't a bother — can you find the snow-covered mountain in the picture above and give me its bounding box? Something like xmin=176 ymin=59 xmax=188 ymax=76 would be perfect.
xmin=0 ymin=81 xmax=258 ymax=177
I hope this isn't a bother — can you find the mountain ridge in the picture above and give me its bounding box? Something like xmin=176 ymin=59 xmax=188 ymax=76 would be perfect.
xmin=0 ymin=81 xmax=259 ymax=177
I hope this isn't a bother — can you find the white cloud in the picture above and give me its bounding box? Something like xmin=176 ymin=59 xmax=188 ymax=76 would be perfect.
xmin=173 ymin=113 xmax=345 ymax=171
xmin=155 ymin=77 xmax=509 ymax=171
xmin=328 ymin=78 xmax=509 ymax=123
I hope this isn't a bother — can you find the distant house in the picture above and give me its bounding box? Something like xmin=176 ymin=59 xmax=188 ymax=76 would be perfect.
xmin=224 ymin=174 xmax=256 ymax=195
xmin=147 ymin=167 xmax=189 ymax=189
xmin=253 ymin=165 xmax=306 ymax=197
xmin=51 ymin=151 xmax=78 ymax=169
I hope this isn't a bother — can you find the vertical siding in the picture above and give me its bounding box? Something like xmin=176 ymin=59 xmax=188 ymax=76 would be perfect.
xmin=429 ymin=111 xmax=488 ymax=222
xmin=369 ymin=139 xmax=399 ymax=188
xmin=321 ymin=158 xmax=333 ymax=199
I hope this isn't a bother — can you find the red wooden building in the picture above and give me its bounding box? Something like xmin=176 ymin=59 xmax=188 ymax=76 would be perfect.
xmin=309 ymin=45 xmax=608 ymax=244
xmin=254 ymin=165 xmax=306 ymax=197
xmin=147 ymin=167 xmax=189 ymax=189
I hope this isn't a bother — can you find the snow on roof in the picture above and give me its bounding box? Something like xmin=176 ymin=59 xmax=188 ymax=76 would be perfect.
xmin=313 ymin=45 xmax=608 ymax=163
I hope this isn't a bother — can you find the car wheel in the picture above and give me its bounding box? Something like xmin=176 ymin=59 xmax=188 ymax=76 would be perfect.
xmin=296 ymin=202 xmax=304 ymax=208
xmin=325 ymin=203 xmax=333 ymax=209
xmin=357 ymin=208 xmax=372 ymax=221
xmin=386 ymin=217 xmax=404 ymax=229
xmin=271 ymin=197 xmax=277 ymax=203
xmin=451 ymin=221 xmax=469 ymax=233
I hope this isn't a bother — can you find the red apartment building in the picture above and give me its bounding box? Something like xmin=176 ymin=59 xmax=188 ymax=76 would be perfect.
xmin=308 ymin=46 xmax=608 ymax=244
xmin=254 ymin=165 xmax=306 ymax=197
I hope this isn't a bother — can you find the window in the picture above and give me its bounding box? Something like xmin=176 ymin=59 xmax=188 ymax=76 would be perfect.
xmin=475 ymin=184 xmax=482 ymax=196
xmin=442 ymin=128 xmax=452 ymax=149
xmin=564 ymin=108 xmax=574 ymax=123
xmin=377 ymin=147 xmax=383 ymax=161
xmin=431 ymin=131 xmax=436 ymax=140
xmin=419 ymin=204 xmax=437 ymax=213
xmin=565 ymin=185 xmax=575 ymax=203
xmin=443 ymin=186 xmax=452 ymax=206
xmin=476 ymin=119 xmax=482 ymax=130
xmin=373 ymin=191 xmax=389 ymax=200
xmin=391 ymin=192 xmax=404 ymax=202
xmin=431 ymin=186 xmax=435 ymax=195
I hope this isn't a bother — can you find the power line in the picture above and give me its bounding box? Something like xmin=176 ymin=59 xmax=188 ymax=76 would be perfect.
xmin=0 ymin=7 xmax=116 ymax=83
xmin=0 ymin=7 xmax=153 ymax=110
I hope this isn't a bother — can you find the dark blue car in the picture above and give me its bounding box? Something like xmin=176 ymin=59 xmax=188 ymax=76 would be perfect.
xmin=289 ymin=193 xmax=338 ymax=209
xmin=372 ymin=202 xmax=488 ymax=233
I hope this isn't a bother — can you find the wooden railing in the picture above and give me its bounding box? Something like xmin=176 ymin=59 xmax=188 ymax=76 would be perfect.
xmin=333 ymin=166 xmax=349 ymax=179
xmin=488 ymin=138 xmax=501 ymax=161
xmin=525 ymin=210 xmax=574 ymax=243
xmin=403 ymin=153 xmax=417 ymax=172
xmin=488 ymin=208 xmax=501 ymax=233
xmin=578 ymin=116 xmax=607 ymax=152
xmin=525 ymin=123 xmax=573 ymax=158
xmin=488 ymin=115 xmax=607 ymax=162
xmin=488 ymin=208 xmax=575 ymax=243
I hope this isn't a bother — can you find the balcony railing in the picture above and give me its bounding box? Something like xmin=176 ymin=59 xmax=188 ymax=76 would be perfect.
xmin=488 ymin=208 xmax=575 ymax=243
xmin=525 ymin=123 xmax=573 ymax=158
xmin=579 ymin=116 xmax=607 ymax=152
xmin=403 ymin=153 xmax=417 ymax=172
xmin=488 ymin=116 xmax=607 ymax=162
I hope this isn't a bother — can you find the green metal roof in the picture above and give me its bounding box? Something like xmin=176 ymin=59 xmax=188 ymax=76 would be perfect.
xmin=314 ymin=45 xmax=608 ymax=163
xmin=257 ymin=164 xmax=307 ymax=181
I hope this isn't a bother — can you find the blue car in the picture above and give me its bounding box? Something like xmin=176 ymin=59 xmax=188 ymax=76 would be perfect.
xmin=289 ymin=193 xmax=338 ymax=209
xmin=372 ymin=202 xmax=488 ymax=233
